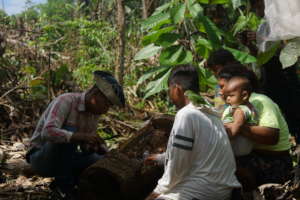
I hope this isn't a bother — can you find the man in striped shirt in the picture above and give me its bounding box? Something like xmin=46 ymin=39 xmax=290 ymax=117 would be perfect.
xmin=27 ymin=71 xmax=125 ymax=199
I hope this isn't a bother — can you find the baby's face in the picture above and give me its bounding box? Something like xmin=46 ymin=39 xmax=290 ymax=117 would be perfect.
xmin=223 ymin=86 xmax=245 ymax=106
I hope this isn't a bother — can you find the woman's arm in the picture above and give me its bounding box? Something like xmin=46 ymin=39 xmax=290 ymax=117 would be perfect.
xmin=241 ymin=125 xmax=279 ymax=145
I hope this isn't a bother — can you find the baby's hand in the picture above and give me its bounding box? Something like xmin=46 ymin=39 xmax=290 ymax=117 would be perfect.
xmin=224 ymin=123 xmax=235 ymax=138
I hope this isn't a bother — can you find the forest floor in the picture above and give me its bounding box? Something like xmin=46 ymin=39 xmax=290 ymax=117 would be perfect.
xmin=0 ymin=140 xmax=51 ymax=200
xmin=0 ymin=108 xmax=300 ymax=200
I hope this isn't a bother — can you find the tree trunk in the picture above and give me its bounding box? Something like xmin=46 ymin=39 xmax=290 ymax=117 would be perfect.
xmin=0 ymin=32 xmax=5 ymax=57
xmin=115 ymin=0 xmax=126 ymax=85
xmin=78 ymin=115 xmax=174 ymax=200
xmin=142 ymin=0 xmax=159 ymax=19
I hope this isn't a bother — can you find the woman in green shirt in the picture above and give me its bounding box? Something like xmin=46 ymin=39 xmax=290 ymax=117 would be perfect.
xmin=217 ymin=64 xmax=292 ymax=190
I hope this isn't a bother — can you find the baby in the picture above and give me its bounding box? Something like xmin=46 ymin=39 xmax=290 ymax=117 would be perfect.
xmin=222 ymin=77 xmax=258 ymax=156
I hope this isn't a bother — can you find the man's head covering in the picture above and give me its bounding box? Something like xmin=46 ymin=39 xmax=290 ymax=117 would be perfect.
xmin=93 ymin=71 xmax=125 ymax=107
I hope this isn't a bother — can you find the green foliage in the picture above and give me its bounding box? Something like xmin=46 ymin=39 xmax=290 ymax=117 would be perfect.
xmin=136 ymin=0 xmax=258 ymax=98
xmin=257 ymin=41 xmax=280 ymax=67
xmin=223 ymin=46 xmax=257 ymax=64
xmin=144 ymin=67 xmax=172 ymax=99
xmin=134 ymin=44 xmax=162 ymax=60
xmin=159 ymin=46 xmax=193 ymax=66
xmin=198 ymin=66 xmax=218 ymax=92
xmin=232 ymin=11 xmax=260 ymax=35
xmin=280 ymin=38 xmax=300 ymax=69
xmin=184 ymin=90 xmax=206 ymax=105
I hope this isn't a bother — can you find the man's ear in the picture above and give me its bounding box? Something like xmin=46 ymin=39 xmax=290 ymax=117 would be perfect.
xmin=242 ymin=90 xmax=249 ymax=101
xmin=175 ymin=84 xmax=184 ymax=95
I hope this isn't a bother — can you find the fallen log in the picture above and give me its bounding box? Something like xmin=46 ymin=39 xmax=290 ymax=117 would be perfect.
xmin=78 ymin=115 xmax=174 ymax=200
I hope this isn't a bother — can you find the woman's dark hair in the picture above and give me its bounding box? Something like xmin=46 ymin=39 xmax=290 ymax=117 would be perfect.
xmin=207 ymin=49 xmax=237 ymax=67
xmin=168 ymin=64 xmax=200 ymax=93
xmin=217 ymin=64 xmax=260 ymax=92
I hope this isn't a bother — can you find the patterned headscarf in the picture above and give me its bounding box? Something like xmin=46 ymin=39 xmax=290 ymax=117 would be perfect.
xmin=93 ymin=71 xmax=125 ymax=107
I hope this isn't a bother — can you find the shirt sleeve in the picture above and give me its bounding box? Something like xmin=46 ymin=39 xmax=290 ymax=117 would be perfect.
xmin=154 ymin=111 xmax=195 ymax=194
xmin=252 ymin=99 xmax=280 ymax=129
xmin=43 ymin=96 xmax=74 ymax=143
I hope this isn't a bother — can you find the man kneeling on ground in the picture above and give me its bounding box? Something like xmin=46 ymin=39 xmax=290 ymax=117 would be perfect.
xmin=26 ymin=71 xmax=125 ymax=199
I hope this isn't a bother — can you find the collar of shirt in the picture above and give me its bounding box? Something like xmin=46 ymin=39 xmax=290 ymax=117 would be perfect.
xmin=78 ymin=92 xmax=87 ymax=112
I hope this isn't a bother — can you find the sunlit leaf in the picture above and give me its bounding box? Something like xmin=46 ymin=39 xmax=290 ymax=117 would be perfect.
xmin=144 ymin=67 xmax=172 ymax=99
xmin=152 ymin=2 xmax=171 ymax=15
xmin=232 ymin=15 xmax=247 ymax=36
xmin=137 ymin=66 xmax=171 ymax=85
xmin=21 ymin=66 xmax=36 ymax=75
xmin=142 ymin=26 xmax=175 ymax=46
xmin=196 ymin=38 xmax=213 ymax=59
xmin=185 ymin=90 xmax=206 ymax=105
xmin=257 ymin=41 xmax=280 ymax=67
xmin=156 ymin=33 xmax=181 ymax=47
xmin=223 ymin=46 xmax=257 ymax=64
xmin=197 ymin=14 xmax=222 ymax=49
xmin=170 ymin=3 xmax=186 ymax=24
xmin=29 ymin=79 xmax=45 ymax=87
xmin=280 ymin=38 xmax=300 ymax=68
xmin=187 ymin=0 xmax=203 ymax=18
xmin=134 ymin=44 xmax=162 ymax=60
xmin=211 ymin=0 xmax=230 ymax=4
xmin=231 ymin=0 xmax=242 ymax=9
xmin=141 ymin=13 xmax=170 ymax=30
xmin=159 ymin=45 xmax=193 ymax=66
xmin=198 ymin=0 xmax=209 ymax=4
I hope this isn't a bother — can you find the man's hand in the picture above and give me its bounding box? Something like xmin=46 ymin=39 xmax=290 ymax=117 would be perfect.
xmin=145 ymin=192 xmax=160 ymax=200
xmin=70 ymin=133 xmax=108 ymax=154
xmin=144 ymin=154 xmax=160 ymax=166
xmin=238 ymin=31 xmax=256 ymax=46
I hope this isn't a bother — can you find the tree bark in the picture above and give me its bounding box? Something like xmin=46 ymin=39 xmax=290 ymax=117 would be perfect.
xmin=142 ymin=0 xmax=159 ymax=19
xmin=78 ymin=115 xmax=174 ymax=200
xmin=115 ymin=0 xmax=126 ymax=85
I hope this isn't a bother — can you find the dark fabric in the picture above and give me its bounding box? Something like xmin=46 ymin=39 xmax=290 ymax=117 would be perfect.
xmin=237 ymin=152 xmax=293 ymax=186
xmin=29 ymin=142 xmax=102 ymax=194
xmin=261 ymin=56 xmax=300 ymax=142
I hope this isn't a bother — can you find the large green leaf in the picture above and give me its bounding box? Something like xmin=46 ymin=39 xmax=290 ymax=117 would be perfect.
xmin=232 ymin=14 xmax=247 ymax=36
xmin=152 ymin=2 xmax=171 ymax=15
xmin=187 ymin=0 xmax=203 ymax=18
xmin=156 ymin=33 xmax=181 ymax=47
xmin=141 ymin=13 xmax=170 ymax=30
xmin=137 ymin=66 xmax=171 ymax=85
xmin=144 ymin=67 xmax=173 ymax=99
xmin=232 ymin=12 xmax=261 ymax=35
xmin=185 ymin=90 xmax=206 ymax=105
xmin=257 ymin=41 xmax=280 ymax=67
xmin=280 ymin=38 xmax=300 ymax=68
xmin=198 ymin=0 xmax=209 ymax=4
xmin=159 ymin=45 xmax=193 ymax=66
xmin=223 ymin=46 xmax=257 ymax=64
xmin=211 ymin=0 xmax=230 ymax=4
xmin=196 ymin=38 xmax=213 ymax=59
xmin=142 ymin=26 xmax=175 ymax=46
xmin=198 ymin=66 xmax=218 ymax=92
xmin=197 ymin=14 xmax=222 ymax=49
xmin=134 ymin=44 xmax=162 ymax=60
xmin=170 ymin=3 xmax=186 ymax=24
xmin=231 ymin=0 xmax=242 ymax=9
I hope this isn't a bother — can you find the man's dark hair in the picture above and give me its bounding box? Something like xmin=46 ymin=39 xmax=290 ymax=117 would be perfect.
xmin=218 ymin=64 xmax=260 ymax=92
xmin=229 ymin=77 xmax=253 ymax=94
xmin=207 ymin=49 xmax=237 ymax=67
xmin=168 ymin=65 xmax=200 ymax=93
